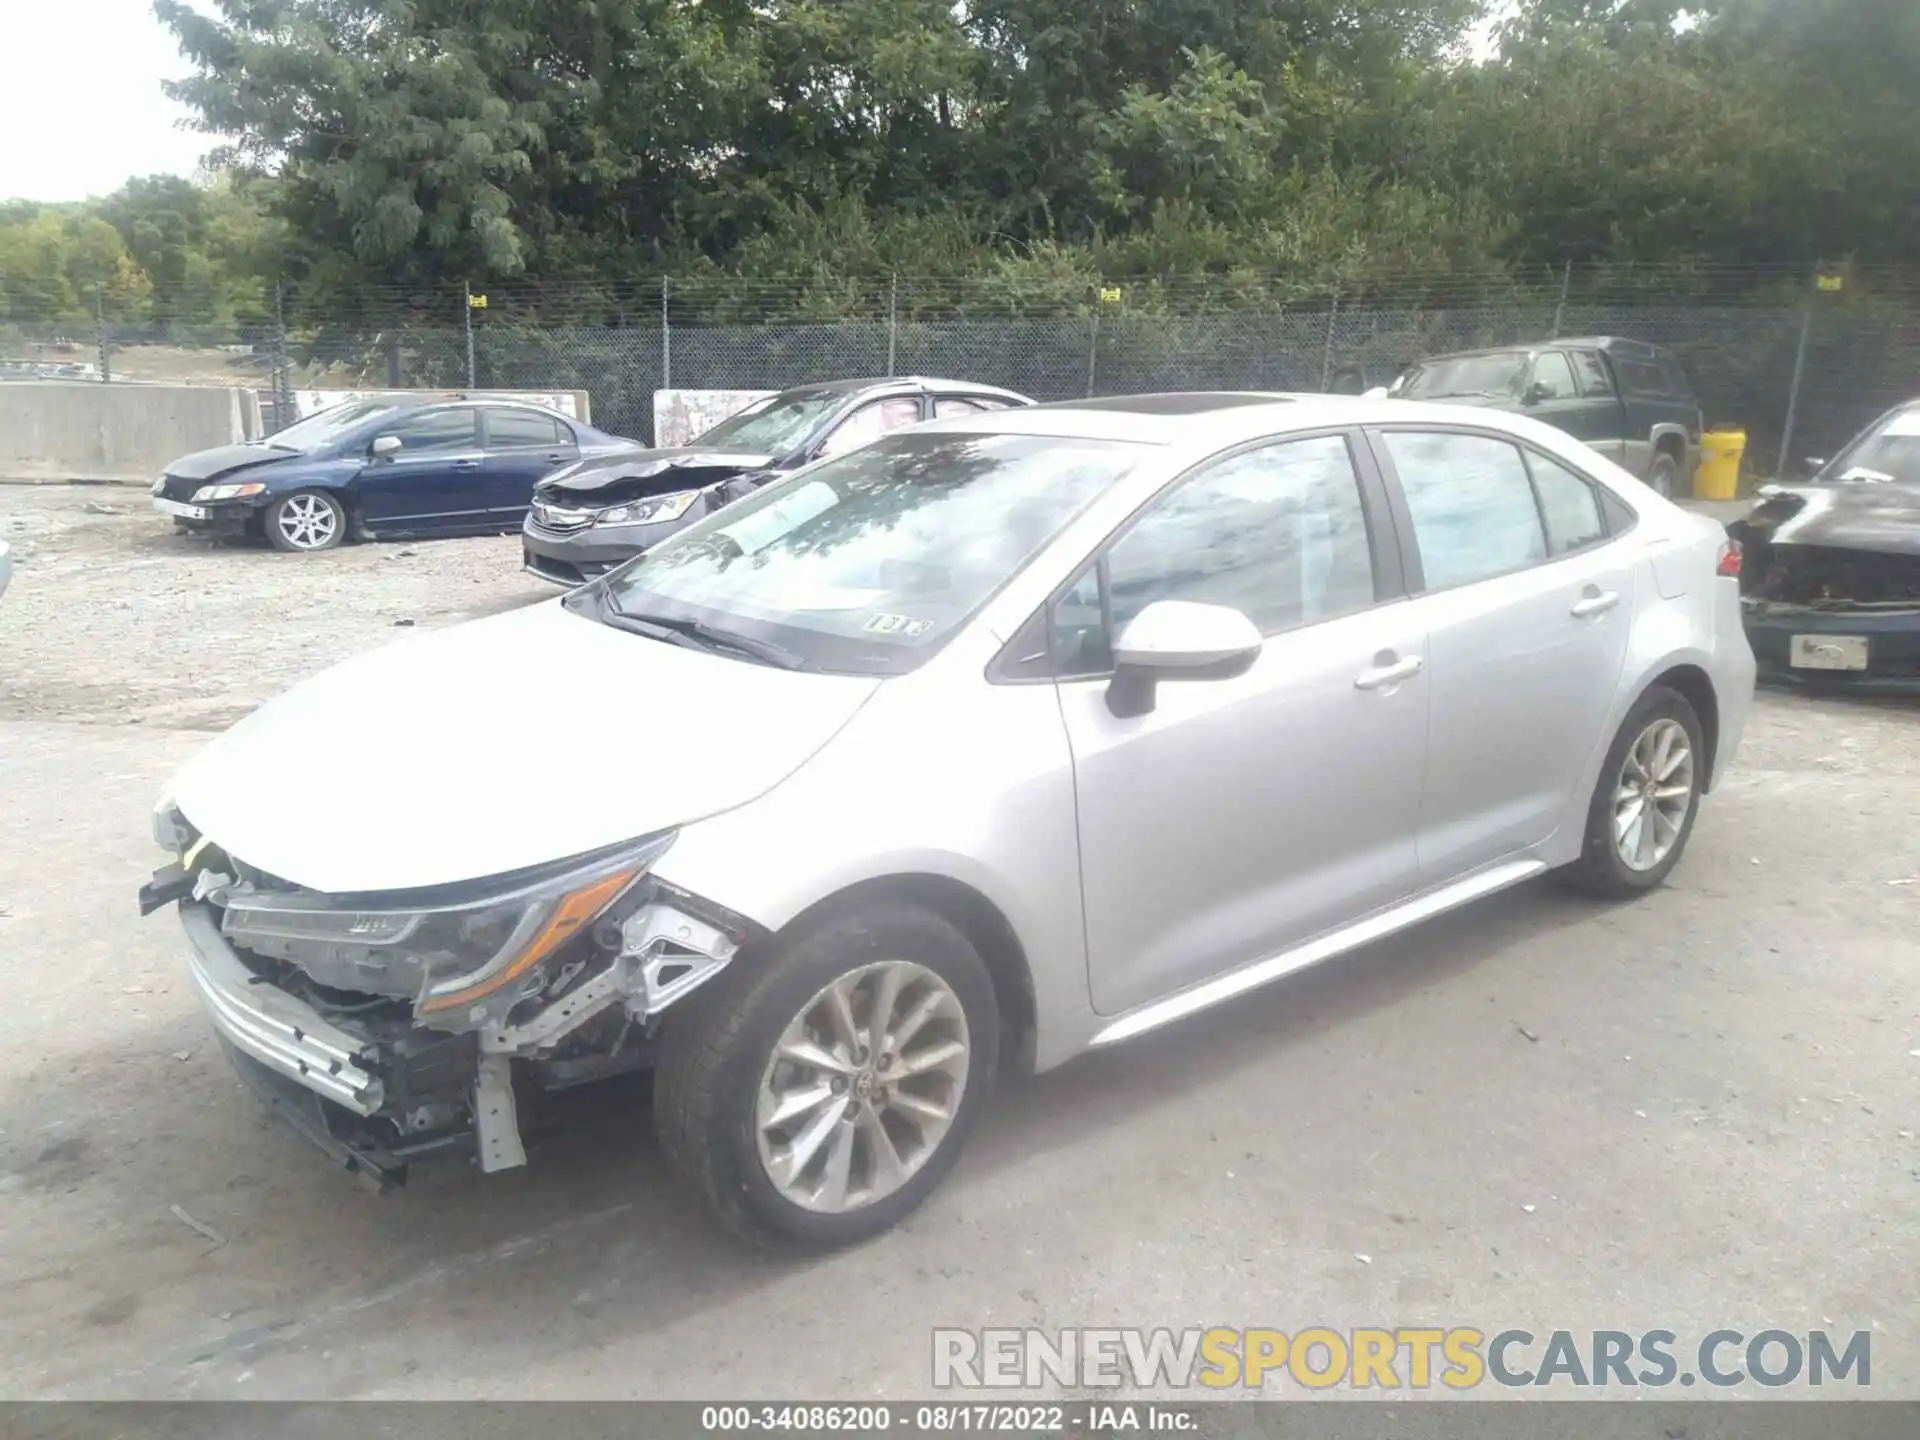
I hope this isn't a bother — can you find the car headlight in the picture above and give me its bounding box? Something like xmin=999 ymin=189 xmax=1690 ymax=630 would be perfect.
xmin=596 ymin=489 xmax=700 ymax=527
xmin=218 ymin=832 xmax=675 ymax=1024
xmin=150 ymin=477 xmax=166 ymax=496
xmin=191 ymin=482 xmax=268 ymax=502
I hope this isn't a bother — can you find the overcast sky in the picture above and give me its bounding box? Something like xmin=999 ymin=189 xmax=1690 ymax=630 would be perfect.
xmin=0 ymin=0 xmax=214 ymax=202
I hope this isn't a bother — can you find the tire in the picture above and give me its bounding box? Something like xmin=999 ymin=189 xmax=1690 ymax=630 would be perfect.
xmin=1557 ymin=684 xmax=1706 ymax=898
xmin=1644 ymin=449 xmax=1681 ymax=500
xmin=266 ymin=490 xmax=347 ymax=552
xmin=654 ymin=899 xmax=999 ymax=1250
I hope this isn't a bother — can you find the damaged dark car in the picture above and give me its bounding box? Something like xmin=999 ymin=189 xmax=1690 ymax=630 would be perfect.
xmin=521 ymin=376 xmax=1032 ymax=585
xmin=1728 ymin=399 xmax=1920 ymax=690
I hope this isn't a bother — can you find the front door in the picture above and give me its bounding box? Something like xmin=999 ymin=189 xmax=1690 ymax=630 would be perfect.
xmin=1055 ymin=432 xmax=1430 ymax=1018
xmin=481 ymin=407 xmax=578 ymax=525
xmin=1568 ymin=350 xmax=1629 ymax=464
xmin=1367 ymin=428 xmax=1636 ymax=883
xmin=356 ymin=407 xmax=485 ymax=533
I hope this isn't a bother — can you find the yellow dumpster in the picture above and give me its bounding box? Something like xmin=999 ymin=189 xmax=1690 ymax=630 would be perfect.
xmin=1694 ymin=429 xmax=1745 ymax=500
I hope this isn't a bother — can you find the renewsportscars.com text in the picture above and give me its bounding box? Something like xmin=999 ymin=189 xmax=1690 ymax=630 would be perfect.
xmin=932 ymin=1326 xmax=1871 ymax=1391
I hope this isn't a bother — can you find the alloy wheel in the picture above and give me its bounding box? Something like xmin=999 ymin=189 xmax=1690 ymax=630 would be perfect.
xmin=754 ymin=960 xmax=970 ymax=1214
xmin=277 ymin=494 xmax=340 ymax=550
xmin=1613 ymin=717 xmax=1694 ymax=871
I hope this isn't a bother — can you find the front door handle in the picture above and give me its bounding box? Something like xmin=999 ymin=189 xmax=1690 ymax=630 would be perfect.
xmin=451 ymin=458 xmax=481 ymax=470
xmin=1354 ymin=655 xmax=1423 ymax=691
xmin=1570 ymin=589 xmax=1620 ymax=619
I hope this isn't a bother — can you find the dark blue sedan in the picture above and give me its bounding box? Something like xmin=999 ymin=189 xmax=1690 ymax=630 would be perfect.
xmin=150 ymin=398 xmax=637 ymax=553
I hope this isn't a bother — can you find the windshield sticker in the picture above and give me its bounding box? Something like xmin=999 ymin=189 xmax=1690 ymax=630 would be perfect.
xmin=863 ymin=613 xmax=934 ymax=637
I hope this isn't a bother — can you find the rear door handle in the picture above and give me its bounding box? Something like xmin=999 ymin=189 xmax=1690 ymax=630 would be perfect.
xmin=1570 ymin=589 xmax=1620 ymax=619
xmin=451 ymin=458 xmax=481 ymax=470
xmin=1354 ymin=655 xmax=1423 ymax=691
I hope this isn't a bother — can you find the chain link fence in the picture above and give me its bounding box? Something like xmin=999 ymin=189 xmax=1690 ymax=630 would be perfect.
xmin=7 ymin=264 xmax=1916 ymax=475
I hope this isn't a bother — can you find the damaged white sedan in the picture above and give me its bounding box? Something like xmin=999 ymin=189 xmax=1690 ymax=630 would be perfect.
xmin=144 ymin=395 xmax=1753 ymax=1248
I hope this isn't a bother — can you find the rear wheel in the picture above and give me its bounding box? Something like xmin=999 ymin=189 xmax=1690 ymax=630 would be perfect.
xmin=653 ymin=900 xmax=998 ymax=1249
xmin=1558 ymin=685 xmax=1705 ymax=898
xmin=1645 ymin=449 xmax=1681 ymax=500
xmin=266 ymin=490 xmax=346 ymax=552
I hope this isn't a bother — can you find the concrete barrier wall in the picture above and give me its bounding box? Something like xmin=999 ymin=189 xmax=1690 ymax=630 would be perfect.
xmin=0 ymin=382 xmax=262 ymax=484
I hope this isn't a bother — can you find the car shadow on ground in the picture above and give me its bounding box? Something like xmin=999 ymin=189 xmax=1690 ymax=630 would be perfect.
xmin=6 ymin=876 xmax=1595 ymax=1395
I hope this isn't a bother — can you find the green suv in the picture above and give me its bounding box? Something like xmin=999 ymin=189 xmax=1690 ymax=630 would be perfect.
xmin=1393 ymin=337 xmax=1704 ymax=497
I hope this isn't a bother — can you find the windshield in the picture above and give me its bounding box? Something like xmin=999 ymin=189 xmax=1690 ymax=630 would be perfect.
xmin=1818 ymin=406 xmax=1920 ymax=484
xmin=696 ymin=391 xmax=847 ymax=453
xmin=589 ymin=431 xmax=1142 ymax=675
xmin=262 ymin=400 xmax=400 ymax=451
xmin=1400 ymin=354 xmax=1528 ymax=400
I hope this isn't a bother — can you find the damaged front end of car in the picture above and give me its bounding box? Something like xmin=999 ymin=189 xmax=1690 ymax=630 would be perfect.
xmin=140 ymin=811 xmax=754 ymax=1188
xmin=1729 ymin=486 xmax=1920 ymax=688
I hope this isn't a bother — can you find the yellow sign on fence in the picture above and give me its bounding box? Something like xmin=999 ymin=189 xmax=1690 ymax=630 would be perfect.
xmin=1815 ymin=274 xmax=1844 ymax=292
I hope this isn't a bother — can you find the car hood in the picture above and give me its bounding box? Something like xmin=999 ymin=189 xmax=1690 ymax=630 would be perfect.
xmin=1734 ymin=481 xmax=1920 ymax=557
xmin=164 ymin=443 xmax=306 ymax=482
xmin=540 ymin=446 xmax=777 ymax=498
xmin=165 ymin=600 xmax=880 ymax=893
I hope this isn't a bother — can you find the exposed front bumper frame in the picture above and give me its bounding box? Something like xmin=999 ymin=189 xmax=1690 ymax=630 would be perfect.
xmin=181 ymin=901 xmax=385 ymax=1115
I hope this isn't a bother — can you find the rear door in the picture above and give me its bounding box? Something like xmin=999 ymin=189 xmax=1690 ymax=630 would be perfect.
xmin=1367 ymin=427 xmax=1636 ymax=884
xmin=356 ymin=407 xmax=485 ymax=533
xmin=481 ymin=407 xmax=578 ymax=525
xmin=1050 ymin=430 xmax=1431 ymax=1017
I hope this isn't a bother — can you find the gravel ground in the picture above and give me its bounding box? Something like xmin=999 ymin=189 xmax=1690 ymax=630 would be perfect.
xmin=1 ymin=484 xmax=1917 ymax=1403
xmin=0 ymin=484 xmax=551 ymax=731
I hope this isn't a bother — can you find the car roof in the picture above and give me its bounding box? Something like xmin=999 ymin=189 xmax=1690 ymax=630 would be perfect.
xmin=1418 ymin=336 xmax=1665 ymax=363
xmin=775 ymin=376 xmax=1033 ymax=403
xmin=914 ymin=392 xmax=1553 ymax=446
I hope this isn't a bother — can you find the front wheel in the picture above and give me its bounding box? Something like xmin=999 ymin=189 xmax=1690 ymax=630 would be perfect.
xmin=1557 ymin=685 xmax=1705 ymax=898
xmin=266 ymin=490 xmax=347 ymax=552
xmin=653 ymin=900 xmax=999 ymax=1249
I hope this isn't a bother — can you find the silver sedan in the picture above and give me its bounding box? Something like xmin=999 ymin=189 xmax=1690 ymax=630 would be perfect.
xmin=152 ymin=393 xmax=1755 ymax=1248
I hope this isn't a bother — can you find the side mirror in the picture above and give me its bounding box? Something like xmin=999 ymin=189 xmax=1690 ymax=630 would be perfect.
xmin=1522 ymin=381 xmax=1551 ymax=406
xmin=370 ymin=434 xmax=402 ymax=458
xmin=1106 ymin=600 xmax=1263 ymax=718
xmin=1802 ymin=456 xmax=1827 ymax=474
xmin=1361 ymin=386 xmax=1389 ymax=400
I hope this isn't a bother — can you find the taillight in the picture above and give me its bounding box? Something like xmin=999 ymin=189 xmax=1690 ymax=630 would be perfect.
xmin=1716 ymin=540 xmax=1742 ymax=577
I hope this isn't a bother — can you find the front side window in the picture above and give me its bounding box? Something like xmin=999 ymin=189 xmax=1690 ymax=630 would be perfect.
xmin=381 ymin=407 xmax=478 ymax=454
xmin=818 ymin=397 xmax=924 ymax=458
xmin=1529 ymin=351 xmax=1578 ymax=400
xmin=1381 ymin=430 xmax=1545 ymax=590
xmin=591 ymin=433 xmax=1141 ymax=675
xmin=1103 ymin=435 xmax=1377 ymax=638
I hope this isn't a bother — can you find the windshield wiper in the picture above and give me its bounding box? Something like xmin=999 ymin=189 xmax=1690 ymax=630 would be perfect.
xmin=606 ymin=604 xmax=813 ymax=670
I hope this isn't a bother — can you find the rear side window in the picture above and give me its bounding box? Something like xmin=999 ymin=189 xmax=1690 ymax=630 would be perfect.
xmin=1571 ymin=351 xmax=1615 ymax=397
xmin=487 ymin=409 xmax=565 ymax=448
xmin=1613 ymin=355 xmax=1686 ymax=398
xmin=1600 ymin=488 xmax=1638 ymax=535
xmin=1380 ymin=431 xmax=1544 ymax=590
xmin=1526 ymin=451 xmax=1607 ymax=555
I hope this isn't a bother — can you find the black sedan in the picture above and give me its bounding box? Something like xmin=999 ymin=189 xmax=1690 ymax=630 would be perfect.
xmin=521 ymin=376 xmax=1032 ymax=586
xmin=1728 ymin=399 xmax=1920 ymax=690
